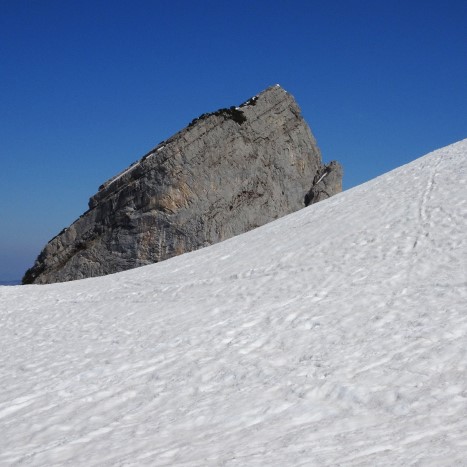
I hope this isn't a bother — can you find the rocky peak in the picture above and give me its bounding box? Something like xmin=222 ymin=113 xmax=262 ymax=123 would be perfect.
xmin=23 ymin=85 xmax=343 ymax=284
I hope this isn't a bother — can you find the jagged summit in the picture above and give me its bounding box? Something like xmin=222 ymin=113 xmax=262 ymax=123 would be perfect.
xmin=23 ymin=86 xmax=342 ymax=284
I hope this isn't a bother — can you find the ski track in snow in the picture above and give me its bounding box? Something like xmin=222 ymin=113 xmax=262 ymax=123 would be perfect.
xmin=1 ymin=140 xmax=467 ymax=466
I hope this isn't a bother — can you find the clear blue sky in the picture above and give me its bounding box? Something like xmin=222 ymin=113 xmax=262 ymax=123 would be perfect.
xmin=1 ymin=0 xmax=466 ymax=281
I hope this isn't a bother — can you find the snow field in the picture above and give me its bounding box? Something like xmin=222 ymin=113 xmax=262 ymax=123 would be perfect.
xmin=1 ymin=139 xmax=466 ymax=465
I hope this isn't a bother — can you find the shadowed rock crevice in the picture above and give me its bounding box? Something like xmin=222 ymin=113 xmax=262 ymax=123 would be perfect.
xmin=304 ymin=161 xmax=343 ymax=206
xmin=23 ymin=85 xmax=343 ymax=284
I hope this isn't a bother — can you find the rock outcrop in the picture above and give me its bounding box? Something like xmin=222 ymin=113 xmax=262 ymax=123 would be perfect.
xmin=23 ymin=85 xmax=342 ymax=284
xmin=304 ymin=161 xmax=343 ymax=206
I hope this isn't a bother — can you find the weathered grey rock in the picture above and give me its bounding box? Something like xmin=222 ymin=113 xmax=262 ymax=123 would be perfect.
xmin=304 ymin=161 xmax=343 ymax=206
xmin=23 ymin=85 xmax=342 ymax=284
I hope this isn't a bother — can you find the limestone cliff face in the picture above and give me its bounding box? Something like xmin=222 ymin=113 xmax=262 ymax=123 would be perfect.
xmin=23 ymin=85 xmax=342 ymax=284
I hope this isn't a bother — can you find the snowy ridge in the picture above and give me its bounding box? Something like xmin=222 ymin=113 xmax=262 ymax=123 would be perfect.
xmin=1 ymin=139 xmax=467 ymax=465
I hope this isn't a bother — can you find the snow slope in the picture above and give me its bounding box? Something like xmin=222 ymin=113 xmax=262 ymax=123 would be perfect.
xmin=1 ymin=140 xmax=467 ymax=466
